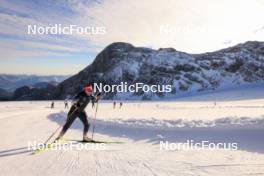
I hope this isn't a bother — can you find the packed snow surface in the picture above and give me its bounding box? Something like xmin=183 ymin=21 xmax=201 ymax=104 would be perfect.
xmin=0 ymin=86 xmax=263 ymax=176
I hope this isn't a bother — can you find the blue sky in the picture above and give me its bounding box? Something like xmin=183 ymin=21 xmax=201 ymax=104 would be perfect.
xmin=0 ymin=0 xmax=100 ymax=75
xmin=0 ymin=0 xmax=263 ymax=75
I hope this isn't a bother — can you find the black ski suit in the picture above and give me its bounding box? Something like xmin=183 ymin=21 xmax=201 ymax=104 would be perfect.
xmin=59 ymin=91 xmax=96 ymax=137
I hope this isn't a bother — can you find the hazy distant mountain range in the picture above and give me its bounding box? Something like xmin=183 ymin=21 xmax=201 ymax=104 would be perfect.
xmin=0 ymin=74 xmax=70 ymax=91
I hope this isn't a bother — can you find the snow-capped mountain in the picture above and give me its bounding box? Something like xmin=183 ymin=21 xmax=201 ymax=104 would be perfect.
xmin=54 ymin=41 xmax=264 ymax=100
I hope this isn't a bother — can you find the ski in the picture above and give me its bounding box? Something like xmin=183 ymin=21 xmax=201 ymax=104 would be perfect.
xmin=31 ymin=139 xmax=67 ymax=155
xmin=66 ymin=139 xmax=125 ymax=144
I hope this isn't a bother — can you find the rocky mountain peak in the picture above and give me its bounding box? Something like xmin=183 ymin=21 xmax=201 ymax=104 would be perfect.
xmin=25 ymin=41 xmax=264 ymax=100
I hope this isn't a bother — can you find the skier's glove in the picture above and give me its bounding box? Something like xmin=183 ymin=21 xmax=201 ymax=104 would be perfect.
xmin=96 ymin=93 xmax=101 ymax=102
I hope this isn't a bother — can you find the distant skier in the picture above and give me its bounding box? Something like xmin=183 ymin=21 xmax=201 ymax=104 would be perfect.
xmin=64 ymin=100 xmax=69 ymax=109
xmin=113 ymin=101 xmax=116 ymax=109
xmin=51 ymin=101 xmax=54 ymax=109
xmin=55 ymin=84 xmax=101 ymax=142
xmin=119 ymin=102 xmax=123 ymax=109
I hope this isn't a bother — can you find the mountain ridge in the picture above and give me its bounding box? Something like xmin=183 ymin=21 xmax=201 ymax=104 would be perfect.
xmin=0 ymin=74 xmax=70 ymax=91
xmin=54 ymin=41 xmax=264 ymax=100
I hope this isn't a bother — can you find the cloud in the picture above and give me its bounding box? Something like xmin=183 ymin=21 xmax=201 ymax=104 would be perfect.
xmin=0 ymin=0 xmax=264 ymax=74
xmin=74 ymin=0 xmax=264 ymax=53
xmin=0 ymin=0 xmax=97 ymax=59
xmin=1 ymin=0 xmax=264 ymax=56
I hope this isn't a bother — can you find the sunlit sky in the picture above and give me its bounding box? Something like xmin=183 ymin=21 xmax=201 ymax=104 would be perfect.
xmin=0 ymin=0 xmax=263 ymax=75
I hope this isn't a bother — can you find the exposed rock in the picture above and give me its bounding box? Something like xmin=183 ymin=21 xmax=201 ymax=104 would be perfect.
xmin=53 ymin=41 xmax=264 ymax=100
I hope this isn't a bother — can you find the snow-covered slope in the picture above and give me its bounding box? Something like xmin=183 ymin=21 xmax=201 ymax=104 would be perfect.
xmin=0 ymin=86 xmax=264 ymax=175
xmin=55 ymin=41 xmax=264 ymax=100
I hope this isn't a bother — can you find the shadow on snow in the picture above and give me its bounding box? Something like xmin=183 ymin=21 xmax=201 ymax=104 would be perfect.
xmin=47 ymin=112 xmax=264 ymax=154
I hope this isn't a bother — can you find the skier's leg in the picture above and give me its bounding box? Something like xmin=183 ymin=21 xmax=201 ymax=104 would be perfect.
xmin=78 ymin=111 xmax=90 ymax=139
xmin=56 ymin=111 xmax=77 ymax=140
xmin=68 ymin=104 xmax=77 ymax=115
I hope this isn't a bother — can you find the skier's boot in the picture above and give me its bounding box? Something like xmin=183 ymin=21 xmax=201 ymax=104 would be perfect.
xmin=54 ymin=136 xmax=62 ymax=143
xmin=54 ymin=132 xmax=64 ymax=142
xmin=83 ymin=135 xmax=93 ymax=142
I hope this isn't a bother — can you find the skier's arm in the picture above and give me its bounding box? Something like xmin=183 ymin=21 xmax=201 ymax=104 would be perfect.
xmin=95 ymin=92 xmax=101 ymax=103
xmin=91 ymin=96 xmax=96 ymax=108
xmin=74 ymin=91 xmax=82 ymax=100
xmin=92 ymin=100 xmax=95 ymax=108
xmin=91 ymin=92 xmax=101 ymax=107
xmin=72 ymin=92 xmax=83 ymax=107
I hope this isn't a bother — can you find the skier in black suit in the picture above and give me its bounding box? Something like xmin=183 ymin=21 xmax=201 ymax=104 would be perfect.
xmin=56 ymin=84 xmax=100 ymax=142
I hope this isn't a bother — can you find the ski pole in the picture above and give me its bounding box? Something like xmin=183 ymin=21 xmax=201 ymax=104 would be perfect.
xmin=43 ymin=125 xmax=63 ymax=144
xmin=91 ymin=100 xmax=99 ymax=140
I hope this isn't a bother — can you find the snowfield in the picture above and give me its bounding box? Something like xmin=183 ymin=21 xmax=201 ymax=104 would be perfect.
xmin=0 ymin=87 xmax=264 ymax=176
